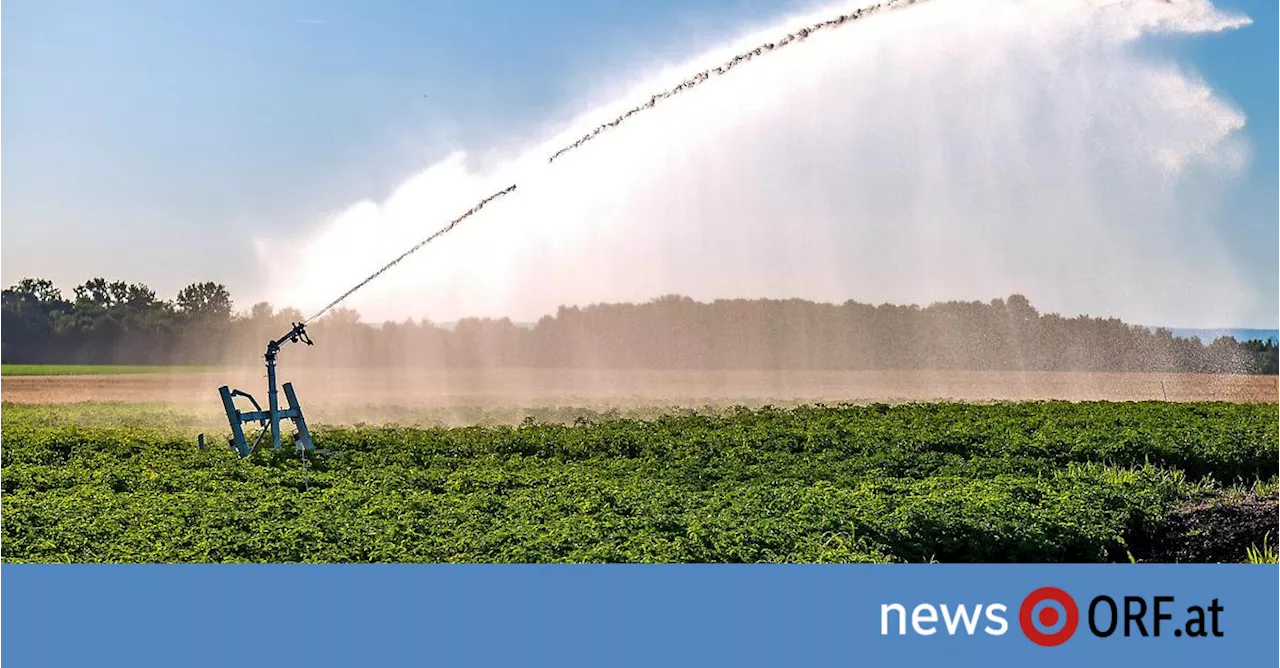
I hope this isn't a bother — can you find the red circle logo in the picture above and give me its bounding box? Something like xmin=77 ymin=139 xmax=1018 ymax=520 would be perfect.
xmin=1019 ymin=587 xmax=1079 ymax=646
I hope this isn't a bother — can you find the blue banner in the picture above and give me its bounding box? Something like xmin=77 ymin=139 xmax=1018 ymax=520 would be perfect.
xmin=3 ymin=565 xmax=1276 ymax=666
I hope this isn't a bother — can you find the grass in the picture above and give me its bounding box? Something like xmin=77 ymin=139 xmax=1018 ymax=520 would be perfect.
xmin=1246 ymin=534 xmax=1278 ymax=564
xmin=1 ymin=364 xmax=223 ymax=376
xmin=0 ymin=401 xmax=226 ymax=430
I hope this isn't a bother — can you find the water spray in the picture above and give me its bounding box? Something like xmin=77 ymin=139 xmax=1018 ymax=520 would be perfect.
xmin=547 ymin=0 xmax=929 ymax=163
xmin=290 ymin=0 xmax=935 ymax=330
xmin=302 ymin=184 xmax=518 ymax=325
xmin=210 ymin=0 xmax=936 ymax=457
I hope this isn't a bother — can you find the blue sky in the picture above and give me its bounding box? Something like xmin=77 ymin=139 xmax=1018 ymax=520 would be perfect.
xmin=1156 ymin=0 xmax=1277 ymax=326
xmin=2 ymin=0 xmax=1276 ymax=326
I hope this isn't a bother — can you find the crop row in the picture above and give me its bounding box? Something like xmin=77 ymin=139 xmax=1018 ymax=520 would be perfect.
xmin=2 ymin=402 xmax=1275 ymax=563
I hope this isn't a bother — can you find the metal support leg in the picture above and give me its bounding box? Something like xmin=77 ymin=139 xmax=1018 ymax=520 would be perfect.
xmin=219 ymin=385 xmax=251 ymax=457
xmin=283 ymin=382 xmax=314 ymax=452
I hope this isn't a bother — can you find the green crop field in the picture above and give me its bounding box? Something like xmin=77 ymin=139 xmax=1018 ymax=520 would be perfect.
xmin=1 ymin=364 xmax=223 ymax=376
xmin=2 ymin=401 xmax=1276 ymax=563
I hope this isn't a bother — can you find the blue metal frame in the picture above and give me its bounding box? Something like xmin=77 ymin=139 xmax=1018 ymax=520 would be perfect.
xmin=217 ymin=323 xmax=315 ymax=457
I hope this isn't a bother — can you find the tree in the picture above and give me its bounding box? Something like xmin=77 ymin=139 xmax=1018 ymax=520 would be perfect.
xmin=124 ymin=283 xmax=158 ymax=309
xmin=249 ymin=302 xmax=275 ymax=321
xmin=7 ymin=278 xmax=66 ymax=306
xmin=74 ymin=278 xmax=120 ymax=310
xmin=1005 ymin=294 xmax=1038 ymax=320
xmin=176 ymin=282 xmax=232 ymax=321
xmin=3 ymin=278 xmax=1278 ymax=374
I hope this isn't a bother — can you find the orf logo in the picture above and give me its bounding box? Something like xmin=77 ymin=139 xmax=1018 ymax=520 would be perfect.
xmin=1019 ymin=587 xmax=1079 ymax=646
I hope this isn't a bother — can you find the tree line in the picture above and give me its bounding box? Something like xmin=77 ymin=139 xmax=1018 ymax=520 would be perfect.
xmin=2 ymin=277 xmax=1276 ymax=374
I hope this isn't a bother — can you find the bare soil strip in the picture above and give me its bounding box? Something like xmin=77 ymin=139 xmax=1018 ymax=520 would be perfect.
xmin=3 ymin=368 xmax=1273 ymax=409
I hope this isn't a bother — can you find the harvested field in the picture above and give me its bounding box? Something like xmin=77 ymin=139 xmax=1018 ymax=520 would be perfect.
xmin=1 ymin=368 xmax=1273 ymax=421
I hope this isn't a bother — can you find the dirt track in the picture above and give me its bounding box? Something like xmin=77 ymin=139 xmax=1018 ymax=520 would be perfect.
xmin=3 ymin=368 xmax=1274 ymax=411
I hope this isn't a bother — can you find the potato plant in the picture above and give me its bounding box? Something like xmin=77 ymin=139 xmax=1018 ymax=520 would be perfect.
xmin=2 ymin=402 xmax=1275 ymax=563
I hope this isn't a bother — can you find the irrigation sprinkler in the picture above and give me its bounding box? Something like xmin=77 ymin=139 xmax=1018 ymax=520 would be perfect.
xmin=199 ymin=186 xmax=511 ymax=459
xmin=214 ymin=322 xmax=317 ymax=457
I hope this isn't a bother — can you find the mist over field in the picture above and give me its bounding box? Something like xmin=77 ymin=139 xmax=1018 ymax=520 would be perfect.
xmin=257 ymin=0 xmax=1258 ymax=331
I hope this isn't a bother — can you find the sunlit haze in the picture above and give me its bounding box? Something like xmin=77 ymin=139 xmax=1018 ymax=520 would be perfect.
xmin=255 ymin=0 xmax=1263 ymax=328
